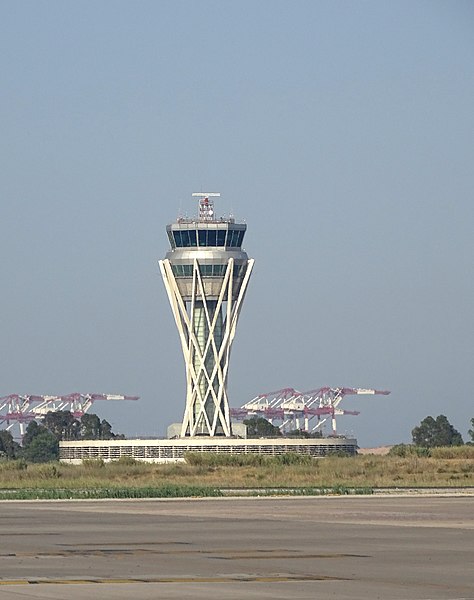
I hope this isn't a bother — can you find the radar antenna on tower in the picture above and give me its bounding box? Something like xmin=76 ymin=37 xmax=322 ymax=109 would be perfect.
xmin=192 ymin=192 xmax=220 ymax=222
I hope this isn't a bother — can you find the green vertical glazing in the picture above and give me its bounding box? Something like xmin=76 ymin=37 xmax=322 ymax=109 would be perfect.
xmin=192 ymin=301 xmax=223 ymax=434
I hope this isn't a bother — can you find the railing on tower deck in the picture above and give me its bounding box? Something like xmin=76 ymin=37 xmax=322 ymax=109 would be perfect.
xmin=175 ymin=216 xmax=236 ymax=225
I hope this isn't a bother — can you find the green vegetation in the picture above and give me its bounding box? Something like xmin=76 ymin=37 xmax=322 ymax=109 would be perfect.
xmin=21 ymin=430 xmax=59 ymax=463
xmin=468 ymin=418 xmax=474 ymax=444
xmin=0 ymin=484 xmax=223 ymax=500
xmin=389 ymin=444 xmax=431 ymax=457
xmin=0 ymin=452 xmax=473 ymax=497
xmin=389 ymin=444 xmax=474 ymax=459
xmin=243 ymin=416 xmax=282 ymax=437
xmin=1 ymin=411 xmax=123 ymax=464
xmin=41 ymin=410 xmax=122 ymax=442
xmin=429 ymin=445 xmax=474 ymax=459
xmin=0 ymin=430 xmax=20 ymax=460
xmin=184 ymin=451 xmax=313 ymax=466
xmin=0 ymin=413 xmax=473 ymax=498
xmin=412 ymin=415 xmax=463 ymax=447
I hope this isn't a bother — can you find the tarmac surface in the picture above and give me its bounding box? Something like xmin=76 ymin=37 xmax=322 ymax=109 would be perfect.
xmin=0 ymin=495 xmax=473 ymax=599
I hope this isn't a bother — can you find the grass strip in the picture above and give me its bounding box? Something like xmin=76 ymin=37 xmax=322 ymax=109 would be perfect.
xmin=0 ymin=485 xmax=223 ymax=500
xmin=0 ymin=485 xmax=375 ymax=500
xmin=1 ymin=453 xmax=473 ymax=490
xmin=223 ymin=486 xmax=374 ymax=496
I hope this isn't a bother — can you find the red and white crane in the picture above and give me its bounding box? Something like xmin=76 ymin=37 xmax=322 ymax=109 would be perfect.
xmin=0 ymin=393 xmax=139 ymax=440
xmin=230 ymin=387 xmax=390 ymax=435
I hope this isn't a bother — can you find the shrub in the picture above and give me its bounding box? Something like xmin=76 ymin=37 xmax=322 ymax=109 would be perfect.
xmin=30 ymin=464 xmax=61 ymax=479
xmin=274 ymin=453 xmax=312 ymax=465
xmin=185 ymin=452 xmax=264 ymax=467
xmin=82 ymin=458 xmax=105 ymax=469
xmin=111 ymin=456 xmax=138 ymax=466
xmin=388 ymin=444 xmax=431 ymax=457
xmin=430 ymin=446 xmax=474 ymax=459
xmin=184 ymin=452 xmax=315 ymax=467
xmin=0 ymin=458 xmax=28 ymax=471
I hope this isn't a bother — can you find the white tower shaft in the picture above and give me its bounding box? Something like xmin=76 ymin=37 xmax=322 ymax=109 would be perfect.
xmin=160 ymin=256 xmax=254 ymax=437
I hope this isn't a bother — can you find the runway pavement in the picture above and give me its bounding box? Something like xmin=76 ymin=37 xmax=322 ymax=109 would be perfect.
xmin=0 ymin=495 xmax=473 ymax=599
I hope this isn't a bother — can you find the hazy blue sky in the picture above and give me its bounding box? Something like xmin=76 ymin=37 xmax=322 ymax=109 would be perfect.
xmin=1 ymin=1 xmax=473 ymax=446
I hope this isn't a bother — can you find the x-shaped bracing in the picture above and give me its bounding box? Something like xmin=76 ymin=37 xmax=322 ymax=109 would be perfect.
xmin=160 ymin=257 xmax=254 ymax=436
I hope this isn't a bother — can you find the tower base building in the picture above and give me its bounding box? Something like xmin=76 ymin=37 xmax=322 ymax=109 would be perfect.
xmin=60 ymin=436 xmax=358 ymax=463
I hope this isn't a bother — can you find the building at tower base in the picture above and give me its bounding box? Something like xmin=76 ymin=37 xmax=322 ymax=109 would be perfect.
xmin=59 ymin=436 xmax=358 ymax=464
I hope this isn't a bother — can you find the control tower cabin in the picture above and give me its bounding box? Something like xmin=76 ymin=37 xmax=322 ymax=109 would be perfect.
xmin=159 ymin=193 xmax=254 ymax=437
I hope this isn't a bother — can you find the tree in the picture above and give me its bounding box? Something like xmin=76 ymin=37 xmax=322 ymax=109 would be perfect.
xmin=79 ymin=413 xmax=123 ymax=440
xmin=286 ymin=429 xmax=323 ymax=438
xmin=21 ymin=421 xmax=59 ymax=462
xmin=468 ymin=418 xmax=474 ymax=445
xmin=80 ymin=413 xmax=101 ymax=440
xmin=22 ymin=431 xmax=59 ymax=463
xmin=42 ymin=411 xmax=80 ymax=440
xmin=243 ymin=417 xmax=282 ymax=438
xmin=412 ymin=415 xmax=463 ymax=448
xmin=80 ymin=414 xmax=119 ymax=440
xmin=99 ymin=418 xmax=115 ymax=440
xmin=20 ymin=412 xmax=123 ymax=462
xmin=0 ymin=430 xmax=20 ymax=459
xmin=22 ymin=421 xmax=49 ymax=448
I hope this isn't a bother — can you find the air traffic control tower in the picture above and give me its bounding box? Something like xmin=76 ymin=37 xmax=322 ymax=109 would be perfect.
xmin=159 ymin=193 xmax=254 ymax=438
xmin=58 ymin=193 xmax=360 ymax=462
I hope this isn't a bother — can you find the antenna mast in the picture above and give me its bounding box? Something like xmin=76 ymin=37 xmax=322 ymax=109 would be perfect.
xmin=192 ymin=192 xmax=220 ymax=222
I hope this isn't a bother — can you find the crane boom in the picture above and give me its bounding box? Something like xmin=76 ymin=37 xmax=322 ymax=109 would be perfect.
xmin=231 ymin=386 xmax=390 ymax=435
xmin=0 ymin=392 xmax=139 ymax=440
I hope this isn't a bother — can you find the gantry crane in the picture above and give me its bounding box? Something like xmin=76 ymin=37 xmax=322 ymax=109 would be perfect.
xmin=230 ymin=387 xmax=390 ymax=435
xmin=0 ymin=393 xmax=139 ymax=440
